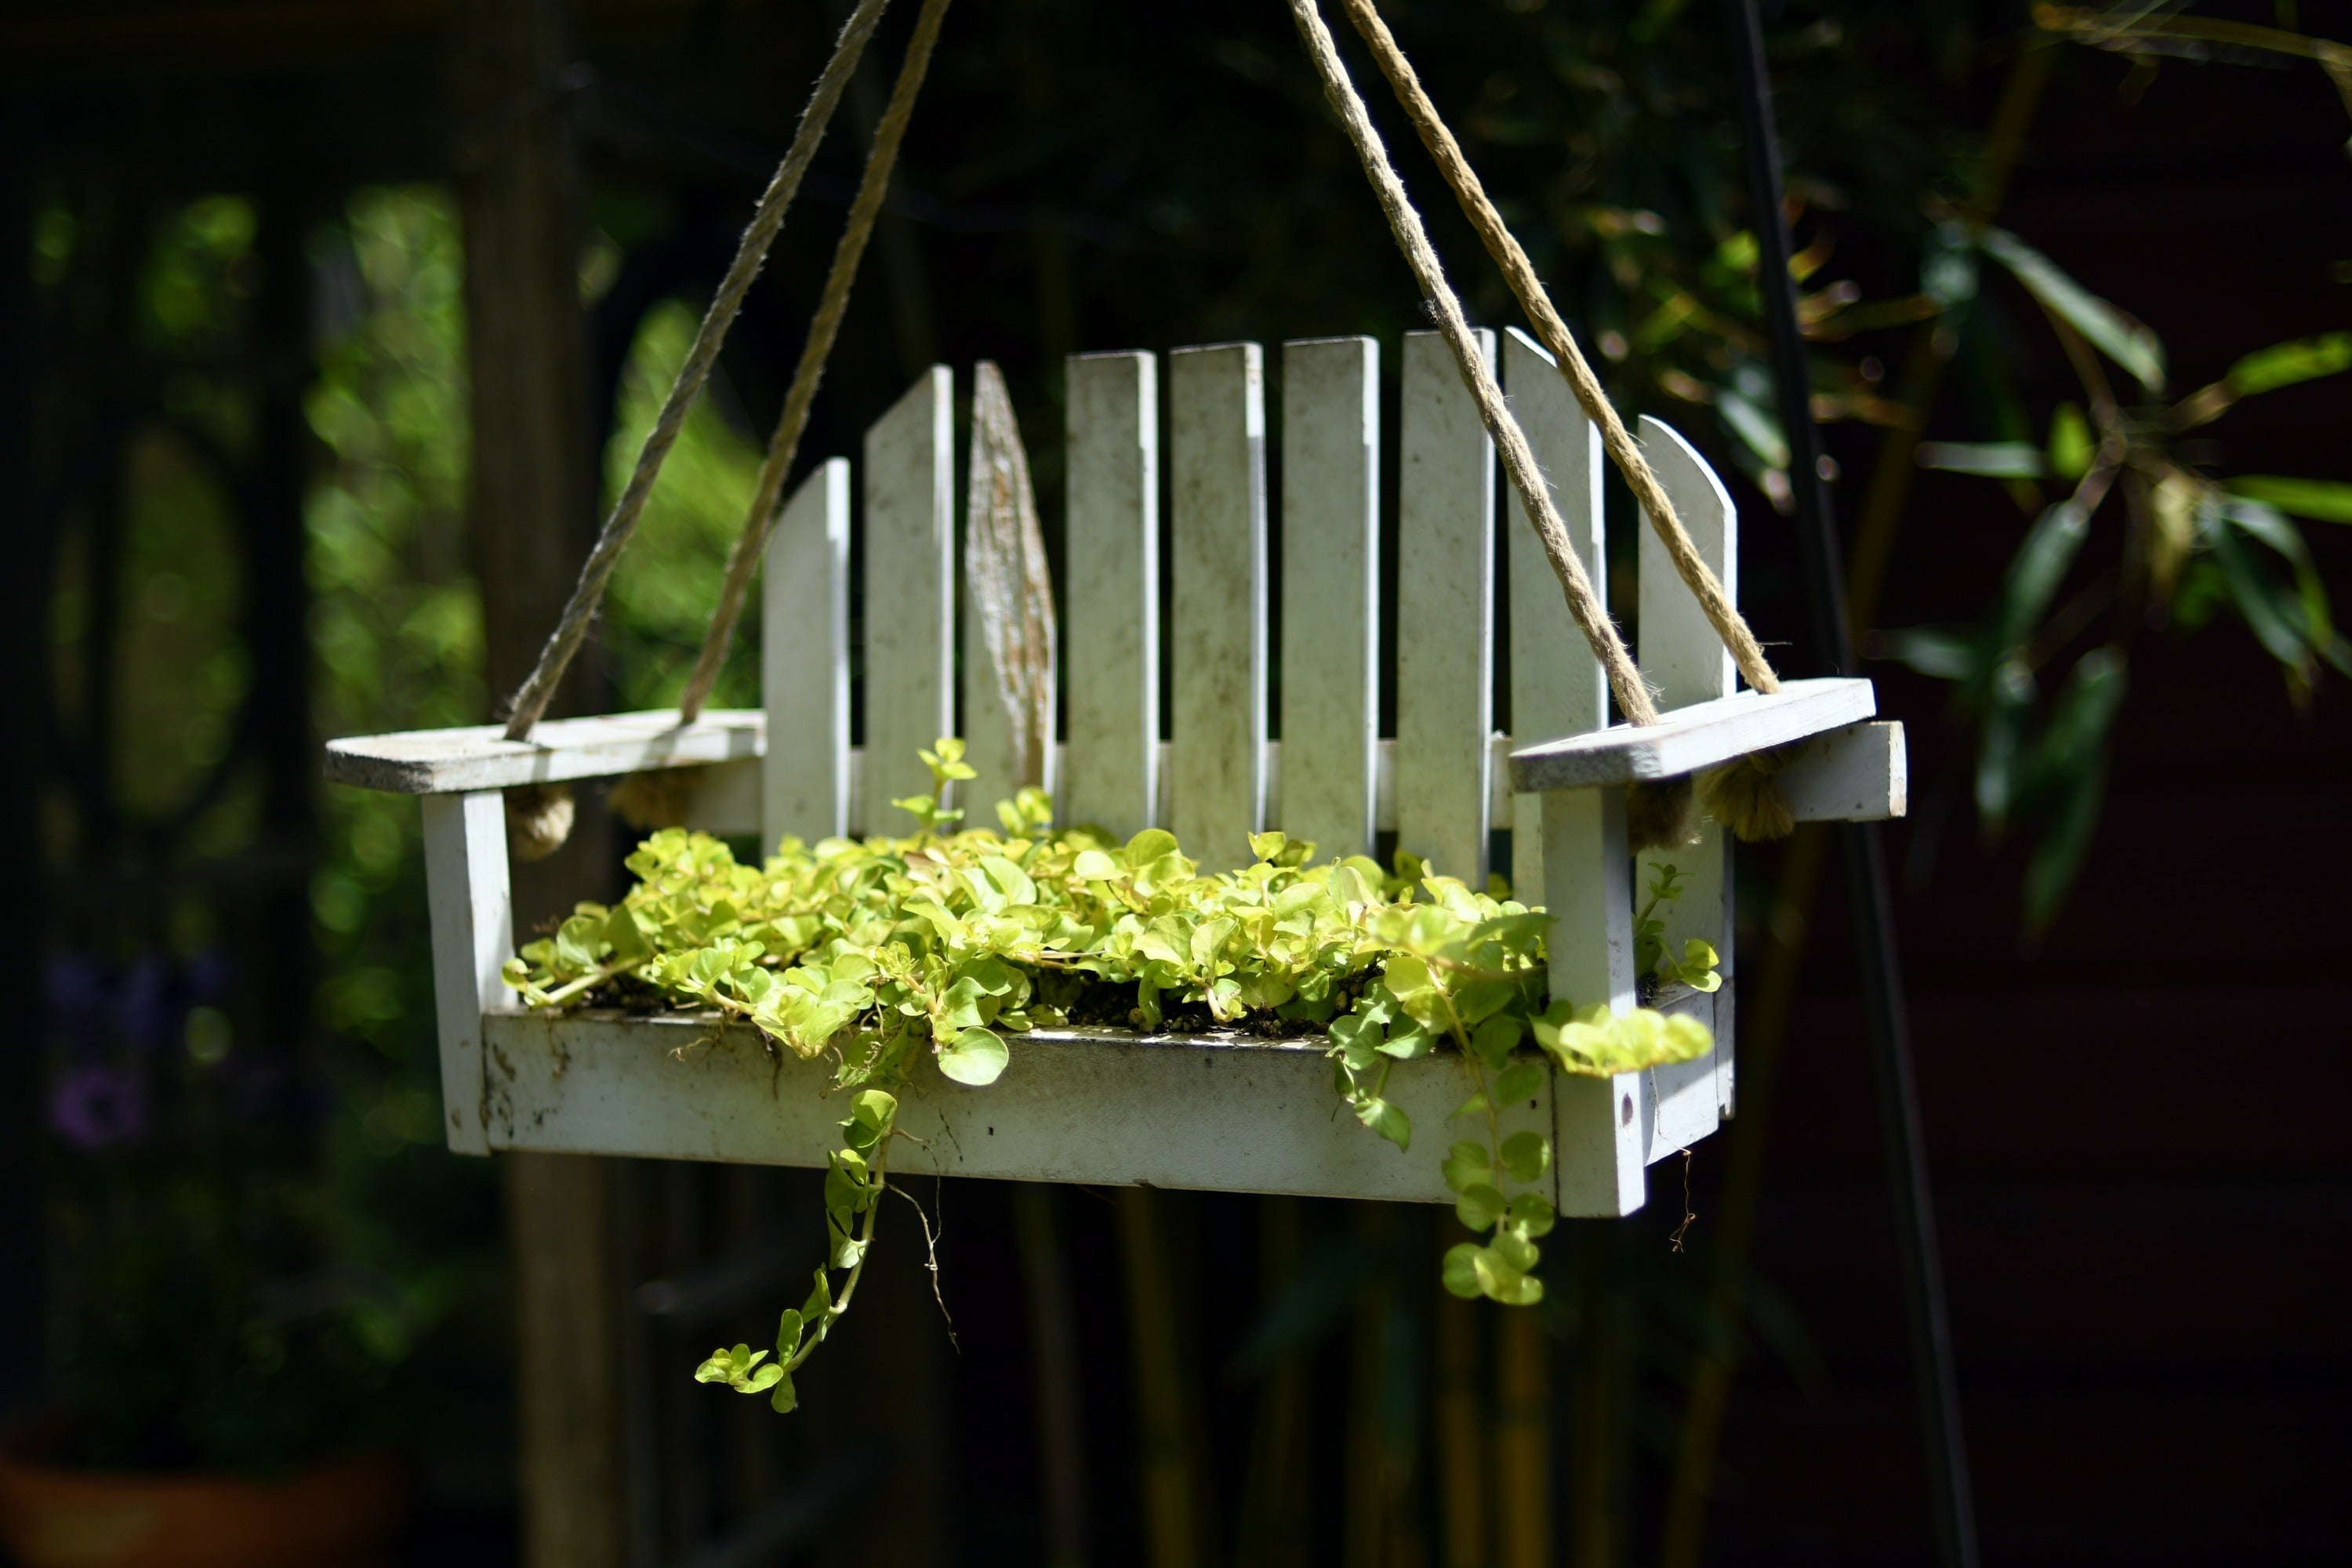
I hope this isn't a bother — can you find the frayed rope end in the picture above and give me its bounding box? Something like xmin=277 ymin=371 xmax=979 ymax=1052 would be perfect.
xmin=1697 ymin=750 xmax=1795 ymax=844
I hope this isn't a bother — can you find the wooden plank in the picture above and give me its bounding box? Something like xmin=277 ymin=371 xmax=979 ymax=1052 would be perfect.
xmin=1501 ymin=325 xmax=1606 ymax=902
xmin=1540 ymin=787 xmax=1645 ymax=1216
xmin=1777 ymin=720 xmax=1907 ymax=822
xmin=1635 ymin=415 xmax=1734 ymax=1151
xmin=1168 ymin=342 xmax=1268 ymax=867
xmin=763 ymin=457 xmax=851 ymax=844
xmin=325 ymin=709 xmax=764 ymax=795
xmin=472 ymin=1009 xmax=1689 ymax=1207
xmin=423 ymin=790 xmax=511 ymax=1156
xmin=1278 ymin=335 xmax=1380 ymax=860
xmin=1395 ymin=328 xmax=1496 ymax=885
xmin=1062 ymin=350 xmax=1160 ymax=839
xmin=675 ymin=757 xmax=760 ymax=838
xmin=1504 ymin=678 xmax=1876 ymax=792
xmin=862 ymin=365 xmax=954 ymax=833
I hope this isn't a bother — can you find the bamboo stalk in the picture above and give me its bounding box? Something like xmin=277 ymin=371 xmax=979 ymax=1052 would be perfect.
xmin=1237 ymin=1198 xmax=1314 ymax=1568
xmin=1432 ymin=1286 xmax=1486 ymax=1568
xmin=1120 ymin=1186 xmax=1208 ymax=1568
xmin=1493 ymin=1305 xmax=1552 ymax=1568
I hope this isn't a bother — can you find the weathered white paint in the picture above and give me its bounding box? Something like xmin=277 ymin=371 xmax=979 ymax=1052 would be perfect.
xmin=1396 ymin=328 xmax=1496 ymax=885
xmin=1635 ymin=416 xmax=1735 ymax=1151
xmin=1501 ymin=325 xmax=1606 ymax=902
xmin=677 ymin=758 xmax=760 ymax=837
xmin=1277 ymin=336 xmax=1380 ymax=860
xmin=326 ymin=709 xmax=764 ymax=796
xmin=1168 ymin=342 xmax=1267 ymax=867
xmin=438 ymin=717 xmax=1896 ymax=844
xmin=343 ymin=328 xmax=1925 ymax=1210
xmin=763 ymin=457 xmax=851 ymax=846
xmin=1505 ymin=678 xmax=1877 ymax=792
xmin=423 ymin=790 xmax=512 ymax=1156
xmin=862 ymin=365 xmax=955 ymax=831
xmin=1538 ymin=787 xmax=1644 ymax=1215
xmin=1062 ymin=350 xmax=1160 ymax=840
xmin=473 ymin=1007 xmax=1736 ymax=1207
xmin=1776 ymin=720 xmax=1907 ymax=822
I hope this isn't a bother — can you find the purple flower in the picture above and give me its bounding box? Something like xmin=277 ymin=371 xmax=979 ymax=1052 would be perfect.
xmin=48 ymin=1064 xmax=151 ymax=1152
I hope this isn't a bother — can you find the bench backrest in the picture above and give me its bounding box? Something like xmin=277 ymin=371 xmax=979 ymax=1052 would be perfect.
xmin=759 ymin=329 xmax=1739 ymax=902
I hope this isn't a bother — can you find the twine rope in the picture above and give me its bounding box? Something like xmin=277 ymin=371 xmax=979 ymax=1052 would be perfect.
xmin=499 ymin=0 xmax=893 ymax=741
xmin=1283 ymin=0 xmax=1662 ymax=727
xmin=1337 ymin=0 xmax=1780 ymax=696
xmin=677 ymin=0 xmax=955 ymax=722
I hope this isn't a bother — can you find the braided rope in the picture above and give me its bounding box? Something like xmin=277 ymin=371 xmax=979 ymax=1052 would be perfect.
xmin=1283 ymin=0 xmax=1661 ymax=727
xmin=677 ymin=0 xmax=956 ymax=722
xmin=499 ymin=0 xmax=893 ymax=740
xmin=1337 ymin=0 xmax=1780 ymax=695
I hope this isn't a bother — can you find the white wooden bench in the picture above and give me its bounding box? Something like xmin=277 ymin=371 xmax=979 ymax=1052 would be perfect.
xmin=328 ymin=329 xmax=1902 ymax=1218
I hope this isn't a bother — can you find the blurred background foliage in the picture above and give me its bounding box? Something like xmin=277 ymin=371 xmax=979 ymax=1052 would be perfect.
xmin=23 ymin=0 xmax=2349 ymax=1555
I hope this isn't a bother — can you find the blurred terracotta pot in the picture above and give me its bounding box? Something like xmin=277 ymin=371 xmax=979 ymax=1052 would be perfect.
xmin=0 ymin=1432 xmax=407 ymax=1568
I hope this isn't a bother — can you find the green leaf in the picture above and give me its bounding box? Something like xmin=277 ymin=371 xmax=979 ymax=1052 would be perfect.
xmin=1489 ymin=1229 xmax=1539 ymax=1275
xmin=1915 ymin=440 xmax=2045 ymax=477
xmin=1468 ymin=1013 xmax=1522 ymax=1071
xmin=1981 ymin=227 xmax=2165 ymax=391
xmin=2046 ymin=403 xmax=2092 ymax=481
xmin=938 ymin=1026 xmax=1010 ymax=1087
xmin=1499 ymin=1131 xmax=1551 ymax=1184
xmin=775 ymin=1308 xmax=804 ymax=1357
xmin=2226 ymin=332 xmax=2352 ymax=397
xmin=1355 ymin=1096 xmax=1410 ymax=1150
xmin=1248 ymin=830 xmax=1288 ymax=862
xmin=1875 ymin=626 xmax=1973 ymax=681
xmin=1454 ymin=1182 xmax=1507 ymax=1232
xmin=1442 ymin=1142 xmax=1490 ymax=1194
xmin=1440 ymin=1243 xmax=1483 ymax=1300
xmin=1072 ymin=848 xmax=1120 ymax=881
xmin=1505 ymin=1193 xmax=1557 ymax=1238
xmin=1123 ymin=828 xmax=1178 ymax=869
xmin=1492 ymin=1060 xmax=1542 ymax=1105
xmin=1374 ymin=1023 xmax=1433 ymax=1061
xmin=768 ymin=1371 xmax=798 ymax=1414
xmin=2227 ymin=476 xmax=2352 ymax=525
xmin=2024 ymin=753 xmax=2108 ymax=939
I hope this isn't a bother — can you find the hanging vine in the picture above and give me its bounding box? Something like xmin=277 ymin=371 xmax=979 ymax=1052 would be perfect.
xmin=504 ymin=743 xmax=1718 ymax=1405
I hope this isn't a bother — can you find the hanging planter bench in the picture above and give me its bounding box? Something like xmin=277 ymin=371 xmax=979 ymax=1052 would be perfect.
xmin=329 ymin=332 xmax=1902 ymax=1219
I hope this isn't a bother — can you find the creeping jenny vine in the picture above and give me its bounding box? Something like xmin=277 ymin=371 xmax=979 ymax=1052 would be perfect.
xmin=503 ymin=742 xmax=1719 ymax=1409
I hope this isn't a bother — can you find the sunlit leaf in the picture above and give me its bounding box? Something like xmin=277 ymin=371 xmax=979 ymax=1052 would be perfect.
xmin=1915 ymin=441 xmax=2045 ymax=477
xmin=2226 ymin=332 xmax=2352 ymax=397
xmin=2226 ymin=476 xmax=2352 ymax=524
xmin=1980 ymin=227 xmax=2165 ymax=391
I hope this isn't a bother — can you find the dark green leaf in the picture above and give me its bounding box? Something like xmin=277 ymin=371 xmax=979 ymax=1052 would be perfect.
xmin=1981 ymin=227 xmax=2165 ymax=391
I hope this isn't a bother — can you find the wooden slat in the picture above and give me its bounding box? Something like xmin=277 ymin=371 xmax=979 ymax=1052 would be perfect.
xmin=394 ymin=711 xmax=1888 ymax=842
xmin=423 ymin=790 xmax=511 ymax=1156
xmin=473 ymin=1008 xmax=1719 ymax=1207
xmin=1635 ymin=414 xmax=1735 ymax=1147
xmin=763 ymin=457 xmax=851 ymax=844
xmin=326 ymin=709 xmax=764 ymax=795
xmin=1168 ymin=342 xmax=1268 ymax=867
xmin=1504 ymin=678 xmax=1876 ymax=792
xmin=1277 ymin=336 xmax=1380 ymax=861
xmin=1777 ymin=720 xmax=1907 ymax=822
xmin=1541 ymin=787 xmax=1645 ymax=1214
xmin=1502 ymin=325 xmax=1606 ymax=901
xmin=1395 ymin=328 xmax=1496 ymax=884
xmin=1062 ymin=350 xmax=1160 ymax=840
xmin=862 ymin=365 xmax=954 ymax=833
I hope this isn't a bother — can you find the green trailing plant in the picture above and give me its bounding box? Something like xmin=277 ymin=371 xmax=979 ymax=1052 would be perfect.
xmin=503 ymin=741 xmax=1717 ymax=1403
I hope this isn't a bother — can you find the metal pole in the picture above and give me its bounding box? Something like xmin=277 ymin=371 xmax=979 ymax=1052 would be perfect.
xmin=1719 ymin=4 xmax=1980 ymax=1566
